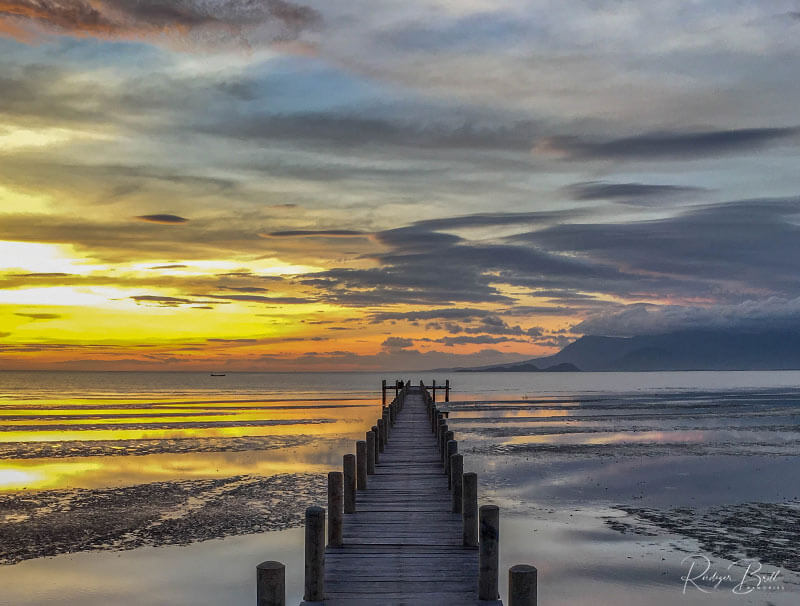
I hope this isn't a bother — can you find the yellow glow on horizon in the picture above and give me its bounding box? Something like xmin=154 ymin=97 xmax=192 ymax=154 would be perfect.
xmin=0 ymin=241 xmax=106 ymax=275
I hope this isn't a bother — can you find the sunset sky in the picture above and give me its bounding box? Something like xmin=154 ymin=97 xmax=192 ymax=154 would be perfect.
xmin=1 ymin=1 xmax=800 ymax=370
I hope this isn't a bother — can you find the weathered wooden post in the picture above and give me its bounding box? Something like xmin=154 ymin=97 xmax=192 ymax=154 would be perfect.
xmin=382 ymin=410 xmax=390 ymax=442
xmin=437 ymin=418 xmax=446 ymax=446
xmin=343 ymin=454 xmax=356 ymax=513
xmin=371 ymin=425 xmax=380 ymax=463
xmin=463 ymin=472 xmax=478 ymax=547
xmin=328 ymin=471 xmax=343 ymax=547
xmin=382 ymin=379 xmax=386 ymax=407
xmin=356 ymin=440 xmax=368 ymax=490
xmin=445 ymin=379 xmax=450 ymax=402
xmin=445 ymin=440 xmax=457 ymax=476
xmin=451 ymin=453 xmax=463 ymax=508
xmin=256 ymin=561 xmax=285 ymax=606
xmin=377 ymin=418 xmax=386 ymax=453
xmin=509 ymin=564 xmax=538 ymax=606
xmin=366 ymin=430 xmax=376 ymax=474
xmin=432 ymin=379 xmax=437 ymax=402
xmin=304 ymin=506 xmax=325 ymax=602
xmin=442 ymin=430 xmax=454 ymax=465
xmin=479 ymin=505 xmax=500 ymax=601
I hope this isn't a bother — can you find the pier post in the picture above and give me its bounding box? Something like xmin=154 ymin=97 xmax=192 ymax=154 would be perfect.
xmin=432 ymin=379 xmax=436 ymax=402
xmin=451 ymin=453 xmax=463 ymax=508
xmin=442 ymin=430 xmax=454 ymax=465
xmin=445 ymin=379 xmax=450 ymax=402
xmin=463 ymin=472 xmax=478 ymax=547
xmin=377 ymin=418 xmax=386 ymax=453
xmin=327 ymin=471 xmax=343 ymax=547
xmin=366 ymin=430 xmax=376 ymax=474
xmin=371 ymin=425 xmax=380 ymax=463
xmin=304 ymin=506 xmax=325 ymax=602
xmin=509 ymin=564 xmax=538 ymax=606
xmin=479 ymin=505 xmax=500 ymax=601
xmin=382 ymin=379 xmax=386 ymax=407
xmin=256 ymin=561 xmax=285 ymax=606
xmin=343 ymin=454 xmax=356 ymax=513
xmin=382 ymin=410 xmax=390 ymax=442
xmin=356 ymin=440 xmax=368 ymax=490
xmin=445 ymin=440 xmax=457 ymax=476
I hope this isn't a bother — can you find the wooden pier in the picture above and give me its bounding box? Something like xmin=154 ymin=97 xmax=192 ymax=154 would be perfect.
xmin=257 ymin=381 xmax=537 ymax=606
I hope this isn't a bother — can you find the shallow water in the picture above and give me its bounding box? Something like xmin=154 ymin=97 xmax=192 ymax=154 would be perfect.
xmin=1 ymin=370 xmax=800 ymax=604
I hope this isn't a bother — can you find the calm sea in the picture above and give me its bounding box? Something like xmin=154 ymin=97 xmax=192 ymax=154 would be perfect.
xmin=1 ymin=370 xmax=799 ymax=605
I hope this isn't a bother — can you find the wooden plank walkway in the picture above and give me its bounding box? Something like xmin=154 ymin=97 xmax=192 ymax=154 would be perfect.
xmin=318 ymin=386 xmax=499 ymax=606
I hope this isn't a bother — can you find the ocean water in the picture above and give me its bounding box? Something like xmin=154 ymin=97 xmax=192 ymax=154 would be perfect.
xmin=1 ymin=370 xmax=799 ymax=605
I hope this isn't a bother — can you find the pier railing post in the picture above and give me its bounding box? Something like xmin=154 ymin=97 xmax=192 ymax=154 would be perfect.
xmin=479 ymin=505 xmax=500 ymax=601
xmin=445 ymin=440 xmax=457 ymax=476
xmin=356 ymin=440 xmax=368 ymax=490
xmin=343 ymin=454 xmax=356 ymax=513
xmin=445 ymin=379 xmax=450 ymax=402
xmin=328 ymin=471 xmax=343 ymax=547
xmin=432 ymin=379 xmax=436 ymax=402
xmin=382 ymin=379 xmax=386 ymax=407
xmin=509 ymin=564 xmax=538 ymax=606
xmin=382 ymin=410 xmax=390 ymax=442
xmin=377 ymin=418 xmax=386 ymax=453
xmin=257 ymin=561 xmax=285 ymax=606
xmin=451 ymin=453 xmax=463 ymax=509
xmin=442 ymin=430 xmax=454 ymax=465
xmin=366 ymin=431 xmax=376 ymax=474
xmin=304 ymin=506 xmax=325 ymax=602
xmin=463 ymin=472 xmax=478 ymax=547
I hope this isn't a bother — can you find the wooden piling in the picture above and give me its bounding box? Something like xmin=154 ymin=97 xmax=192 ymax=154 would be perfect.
xmin=463 ymin=472 xmax=478 ymax=547
xmin=445 ymin=379 xmax=450 ymax=402
xmin=381 ymin=378 xmax=386 ymax=407
xmin=432 ymin=379 xmax=436 ymax=402
xmin=479 ymin=505 xmax=500 ymax=601
xmin=451 ymin=453 xmax=463 ymax=509
xmin=343 ymin=454 xmax=356 ymax=514
xmin=442 ymin=430 xmax=454 ymax=465
xmin=445 ymin=439 xmax=457 ymax=476
xmin=256 ymin=561 xmax=285 ymax=606
xmin=377 ymin=418 xmax=386 ymax=453
xmin=327 ymin=471 xmax=343 ymax=547
xmin=304 ymin=506 xmax=325 ymax=602
xmin=509 ymin=564 xmax=538 ymax=606
xmin=356 ymin=440 xmax=368 ymax=490
xmin=366 ymin=430 xmax=376 ymax=474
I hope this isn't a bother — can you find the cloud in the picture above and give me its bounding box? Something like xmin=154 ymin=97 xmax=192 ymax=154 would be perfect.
xmin=263 ymin=230 xmax=369 ymax=238
xmin=131 ymin=295 xmax=193 ymax=307
xmin=0 ymin=0 xmax=320 ymax=47
xmin=574 ymin=297 xmax=800 ymax=337
xmin=136 ymin=214 xmax=189 ymax=224
xmin=536 ymin=127 xmax=800 ymax=161
xmin=14 ymin=312 xmax=61 ymax=320
xmin=381 ymin=336 xmax=414 ymax=351
xmin=424 ymin=335 xmax=527 ymax=347
xmin=567 ymin=181 xmax=707 ymax=204
xmin=369 ymin=308 xmax=490 ymax=323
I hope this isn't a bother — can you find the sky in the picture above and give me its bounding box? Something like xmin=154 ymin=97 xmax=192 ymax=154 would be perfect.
xmin=0 ymin=1 xmax=799 ymax=371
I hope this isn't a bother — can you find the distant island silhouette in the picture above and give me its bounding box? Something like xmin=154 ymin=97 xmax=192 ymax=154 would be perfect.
xmin=451 ymin=329 xmax=800 ymax=372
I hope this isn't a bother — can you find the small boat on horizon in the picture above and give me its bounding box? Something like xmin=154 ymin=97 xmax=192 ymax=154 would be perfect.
xmin=210 ymin=373 xmax=226 ymax=376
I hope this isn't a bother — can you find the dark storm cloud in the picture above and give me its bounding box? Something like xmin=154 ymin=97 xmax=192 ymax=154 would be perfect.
xmin=198 ymin=294 xmax=316 ymax=305
xmin=538 ymin=127 xmax=800 ymax=160
xmin=200 ymin=113 xmax=540 ymax=151
xmin=523 ymin=197 xmax=800 ymax=296
xmin=264 ymin=230 xmax=369 ymax=237
xmin=382 ymin=336 xmax=414 ymax=351
xmin=369 ymin=309 xmax=491 ymax=323
xmin=424 ymin=335 xmax=526 ymax=346
xmin=567 ymin=181 xmax=707 ymax=203
xmin=135 ymin=214 xmax=189 ymax=224
xmin=0 ymin=0 xmax=320 ymax=41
